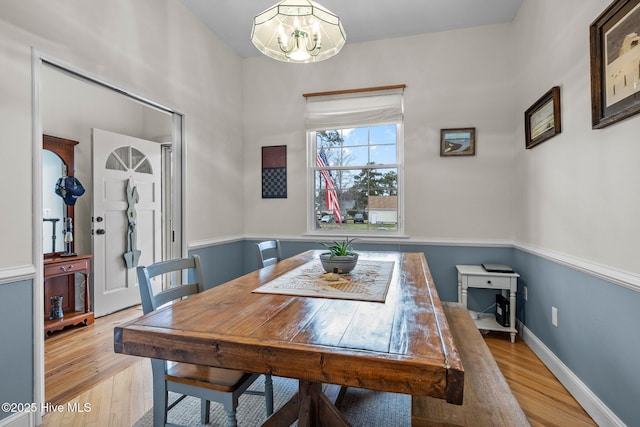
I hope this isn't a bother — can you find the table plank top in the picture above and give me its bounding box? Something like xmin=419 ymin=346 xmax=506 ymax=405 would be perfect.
xmin=114 ymin=250 xmax=464 ymax=404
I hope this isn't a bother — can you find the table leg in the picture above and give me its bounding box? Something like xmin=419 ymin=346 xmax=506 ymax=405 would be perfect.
xmin=262 ymin=381 xmax=351 ymax=427
xmin=509 ymin=288 xmax=516 ymax=343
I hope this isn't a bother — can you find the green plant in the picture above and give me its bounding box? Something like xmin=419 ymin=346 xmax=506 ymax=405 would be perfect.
xmin=321 ymin=238 xmax=357 ymax=257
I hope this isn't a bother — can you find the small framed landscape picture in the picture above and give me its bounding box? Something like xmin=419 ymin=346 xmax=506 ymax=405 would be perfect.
xmin=524 ymin=86 xmax=561 ymax=149
xmin=440 ymin=128 xmax=476 ymax=156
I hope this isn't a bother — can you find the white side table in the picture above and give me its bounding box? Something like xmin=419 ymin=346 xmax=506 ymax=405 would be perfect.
xmin=456 ymin=265 xmax=519 ymax=343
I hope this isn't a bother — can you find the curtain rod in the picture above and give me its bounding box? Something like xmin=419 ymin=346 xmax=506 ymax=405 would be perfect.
xmin=302 ymin=84 xmax=406 ymax=98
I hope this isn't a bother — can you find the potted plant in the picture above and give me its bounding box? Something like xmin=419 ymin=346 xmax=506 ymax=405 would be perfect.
xmin=319 ymin=238 xmax=359 ymax=274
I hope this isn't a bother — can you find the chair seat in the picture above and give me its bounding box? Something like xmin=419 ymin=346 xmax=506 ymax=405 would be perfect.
xmin=166 ymin=363 xmax=256 ymax=393
xmin=138 ymin=256 xmax=273 ymax=426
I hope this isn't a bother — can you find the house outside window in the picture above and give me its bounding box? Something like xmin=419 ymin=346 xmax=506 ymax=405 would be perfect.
xmin=305 ymin=87 xmax=404 ymax=236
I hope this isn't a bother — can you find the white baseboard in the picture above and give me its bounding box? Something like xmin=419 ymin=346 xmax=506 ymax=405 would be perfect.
xmin=521 ymin=325 xmax=626 ymax=427
xmin=0 ymin=411 xmax=34 ymax=427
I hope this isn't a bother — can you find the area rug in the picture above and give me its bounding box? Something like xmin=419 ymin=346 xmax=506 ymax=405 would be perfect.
xmin=134 ymin=375 xmax=410 ymax=426
xmin=252 ymin=259 xmax=395 ymax=302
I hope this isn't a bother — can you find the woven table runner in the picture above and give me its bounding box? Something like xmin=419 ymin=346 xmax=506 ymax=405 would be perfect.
xmin=253 ymin=259 xmax=395 ymax=302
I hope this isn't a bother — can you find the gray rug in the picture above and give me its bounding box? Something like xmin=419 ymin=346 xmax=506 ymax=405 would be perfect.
xmin=134 ymin=375 xmax=410 ymax=426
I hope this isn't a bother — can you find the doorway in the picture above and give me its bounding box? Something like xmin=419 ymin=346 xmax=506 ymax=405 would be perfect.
xmin=32 ymin=52 xmax=186 ymax=419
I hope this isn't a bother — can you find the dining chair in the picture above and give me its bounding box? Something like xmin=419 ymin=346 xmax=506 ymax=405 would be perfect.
xmin=137 ymin=255 xmax=274 ymax=427
xmin=255 ymin=240 xmax=282 ymax=268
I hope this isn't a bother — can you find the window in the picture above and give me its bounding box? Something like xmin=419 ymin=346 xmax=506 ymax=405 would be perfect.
xmin=306 ymin=87 xmax=404 ymax=235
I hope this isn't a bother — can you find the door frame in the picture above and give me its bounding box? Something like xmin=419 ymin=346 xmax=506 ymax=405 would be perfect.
xmin=31 ymin=48 xmax=187 ymax=423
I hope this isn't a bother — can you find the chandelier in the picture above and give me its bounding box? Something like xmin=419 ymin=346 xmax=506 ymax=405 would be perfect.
xmin=251 ymin=0 xmax=346 ymax=63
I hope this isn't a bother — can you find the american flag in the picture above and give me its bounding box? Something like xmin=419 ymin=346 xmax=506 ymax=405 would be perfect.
xmin=316 ymin=149 xmax=342 ymax=224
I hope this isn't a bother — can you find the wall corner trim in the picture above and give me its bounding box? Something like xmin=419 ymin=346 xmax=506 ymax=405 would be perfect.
xmin=514 ymin=241 xmax=640 ymax=293
xmin=522 ymin=326 xmax=625 ymax=427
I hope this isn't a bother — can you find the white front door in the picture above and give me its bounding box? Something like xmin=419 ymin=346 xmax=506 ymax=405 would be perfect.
xmin=92 ymin=128 xmax=162 ymax=317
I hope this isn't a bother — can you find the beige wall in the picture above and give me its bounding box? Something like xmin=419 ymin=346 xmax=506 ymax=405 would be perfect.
xmin=513 ymin=0 xmax=640 ymax=275
xmin=243 ymin=0 xmax=640 ymax=278
xmin=2 ymin=0 xmax=638 ymax=277
xmin=42 ymin=66 xmax=173 ymax=256
xmin=242 ymin=24 xmax=516 ymax=242
xmin=0 ymin=0 xmax=244 ymax=270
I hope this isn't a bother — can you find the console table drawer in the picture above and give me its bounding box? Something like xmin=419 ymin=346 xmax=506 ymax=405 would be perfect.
xmin=44 ymin=258 xmax=91 ymax=278
xmin=466 ymin=275 xmax=511 ymax=289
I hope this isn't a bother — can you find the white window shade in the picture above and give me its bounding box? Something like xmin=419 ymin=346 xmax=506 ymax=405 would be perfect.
xmin=305 ymin=91 xmax=403 ymax=131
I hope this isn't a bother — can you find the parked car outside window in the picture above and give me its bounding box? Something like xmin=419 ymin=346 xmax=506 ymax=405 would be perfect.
xmin=320 ymin=215 xmax=335 ymax=223
xmin=354 ymin=213 xmax=364 ymax=223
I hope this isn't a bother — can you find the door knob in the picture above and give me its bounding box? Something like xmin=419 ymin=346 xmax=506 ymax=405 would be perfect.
xmin=96 ymin=229 xmax=106 ymax=235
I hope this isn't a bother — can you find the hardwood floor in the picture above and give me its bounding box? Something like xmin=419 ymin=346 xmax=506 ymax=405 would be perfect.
xmin=484 ymin=333 xmax=596 ymax=427
xmin=44 ymin=306 xmax=143 ymax=406
xmin=42 ymin=306 xmax=596 ymax=426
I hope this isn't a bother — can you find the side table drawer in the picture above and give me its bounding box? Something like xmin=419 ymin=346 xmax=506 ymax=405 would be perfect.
xmin=44 ymin=259 xmax=90 ymax=278
xmin=466 ymin=275 xmax=511 ymax=289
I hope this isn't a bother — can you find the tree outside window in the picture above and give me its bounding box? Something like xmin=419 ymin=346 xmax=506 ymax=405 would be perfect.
xmin=312 ymin=125 xmax=400 ymax=232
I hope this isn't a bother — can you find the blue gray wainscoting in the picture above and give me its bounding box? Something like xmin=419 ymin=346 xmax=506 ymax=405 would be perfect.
xmin=0 ymin=279 xmax=34 ymax=422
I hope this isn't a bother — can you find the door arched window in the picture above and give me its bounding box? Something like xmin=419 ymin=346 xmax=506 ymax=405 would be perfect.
xmin=105 ymin=146 xmax=153 ymax=174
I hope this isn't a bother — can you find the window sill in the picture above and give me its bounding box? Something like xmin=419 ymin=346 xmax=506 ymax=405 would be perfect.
xmin=303 ymin=232 xmax=410 ymax=241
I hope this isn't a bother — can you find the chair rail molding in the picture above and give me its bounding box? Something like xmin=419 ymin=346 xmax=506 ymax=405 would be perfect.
xmin=514 ymin=241 xmax=640 ymax=293
xmin=0 ymin=264 xmax=36 ymax=286
xmin=188 ymin=235 xmax=245 ymax=250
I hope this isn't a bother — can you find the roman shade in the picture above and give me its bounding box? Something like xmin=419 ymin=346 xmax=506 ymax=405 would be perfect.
xmin=305 ymin=87 xmax=404 ymax=130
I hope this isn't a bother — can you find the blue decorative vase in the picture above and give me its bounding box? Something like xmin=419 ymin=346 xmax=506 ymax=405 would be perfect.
xmin=49 ymin=295 xmax=64 ymax=320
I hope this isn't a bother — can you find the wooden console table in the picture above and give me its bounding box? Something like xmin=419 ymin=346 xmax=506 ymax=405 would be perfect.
xmin=44 ymin=254 xmax=94 ymax=337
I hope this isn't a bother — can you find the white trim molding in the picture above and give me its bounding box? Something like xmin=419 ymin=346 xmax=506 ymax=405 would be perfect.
xmin=0 ymin=265 xmax=35 ymax=286
xmin=514 ymin=241 xmax=640 ymax=293
xmin=188 ymin=235 xmax=246 ymax=250
xmin=191 ymin=237 xmax=640 ymax=293
xmin=522 ymin=326 xmax=625 ymax=427
xmin=0 ymin=410 xmax=34 ymax=427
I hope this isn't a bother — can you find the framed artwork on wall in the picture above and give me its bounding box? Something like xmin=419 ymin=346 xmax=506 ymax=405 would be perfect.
xmin=261 ymin=145 xmax=287 ymax=198
xmin=524 ymin=86 xmax=561 ymax=149
xmin=590 ymin=0 xmax=640 ymax=129
xmin=440 ymin=128 xmax=476 ymax=156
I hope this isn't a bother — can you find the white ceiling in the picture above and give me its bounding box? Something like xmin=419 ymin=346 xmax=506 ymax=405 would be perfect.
xmin=180 ymin=0 xmax=524 ymax=59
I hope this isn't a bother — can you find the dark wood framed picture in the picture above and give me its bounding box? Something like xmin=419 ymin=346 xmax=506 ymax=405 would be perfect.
xmin=590 ymin=0 xmax=640 ymax=129
xmin=524 ymin=86 xmax=561 ymax=149
xmin=440 ymin=128 xmax=476 ymax=156
xmin=261 ymin=145 xmax=287 ymax=198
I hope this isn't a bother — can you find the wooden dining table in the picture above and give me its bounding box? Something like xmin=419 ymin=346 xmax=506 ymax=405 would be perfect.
xmin=114 ymin=250 xmax=464 ymax=426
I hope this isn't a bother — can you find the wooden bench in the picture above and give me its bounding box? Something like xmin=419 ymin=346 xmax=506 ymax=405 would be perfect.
xmin=412 ymin=302 xmax=530 ymax=427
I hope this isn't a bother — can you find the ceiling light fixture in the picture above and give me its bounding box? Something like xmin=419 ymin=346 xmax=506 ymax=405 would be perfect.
xmin=251 ymin=0 xmax=346 ymax=63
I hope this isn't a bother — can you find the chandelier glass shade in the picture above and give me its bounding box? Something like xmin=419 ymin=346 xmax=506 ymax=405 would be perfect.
xmin=251 ymin=0 xmax=346 ymax=63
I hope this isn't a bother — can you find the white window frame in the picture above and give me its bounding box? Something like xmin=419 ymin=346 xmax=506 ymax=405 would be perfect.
xmin=306 ymin=123 xmax=405 ymax=237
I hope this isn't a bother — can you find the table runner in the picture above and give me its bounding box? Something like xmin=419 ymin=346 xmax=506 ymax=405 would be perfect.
xmin=253 ymin=259 xmax=395 ymax=302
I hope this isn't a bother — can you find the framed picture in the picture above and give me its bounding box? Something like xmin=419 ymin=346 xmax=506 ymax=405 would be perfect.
xmin=261 ymin=145 xmax=287 ymax=198
xmin=440 ymin=128 xmax=476 ymax=156
xmin=590 ymin=0 xmax=640 ymax=129
xmin=524 ymin=86 xmax=561 ymax=149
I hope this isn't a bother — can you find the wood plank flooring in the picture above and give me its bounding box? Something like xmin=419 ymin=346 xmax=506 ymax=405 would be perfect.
xmin=45 ymin=306 xmax=143 ymax=406
xmin=484 ymin=334 xmax=596 ymax=427
xmin=43 ymin=306 xmax=596 ymax=426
